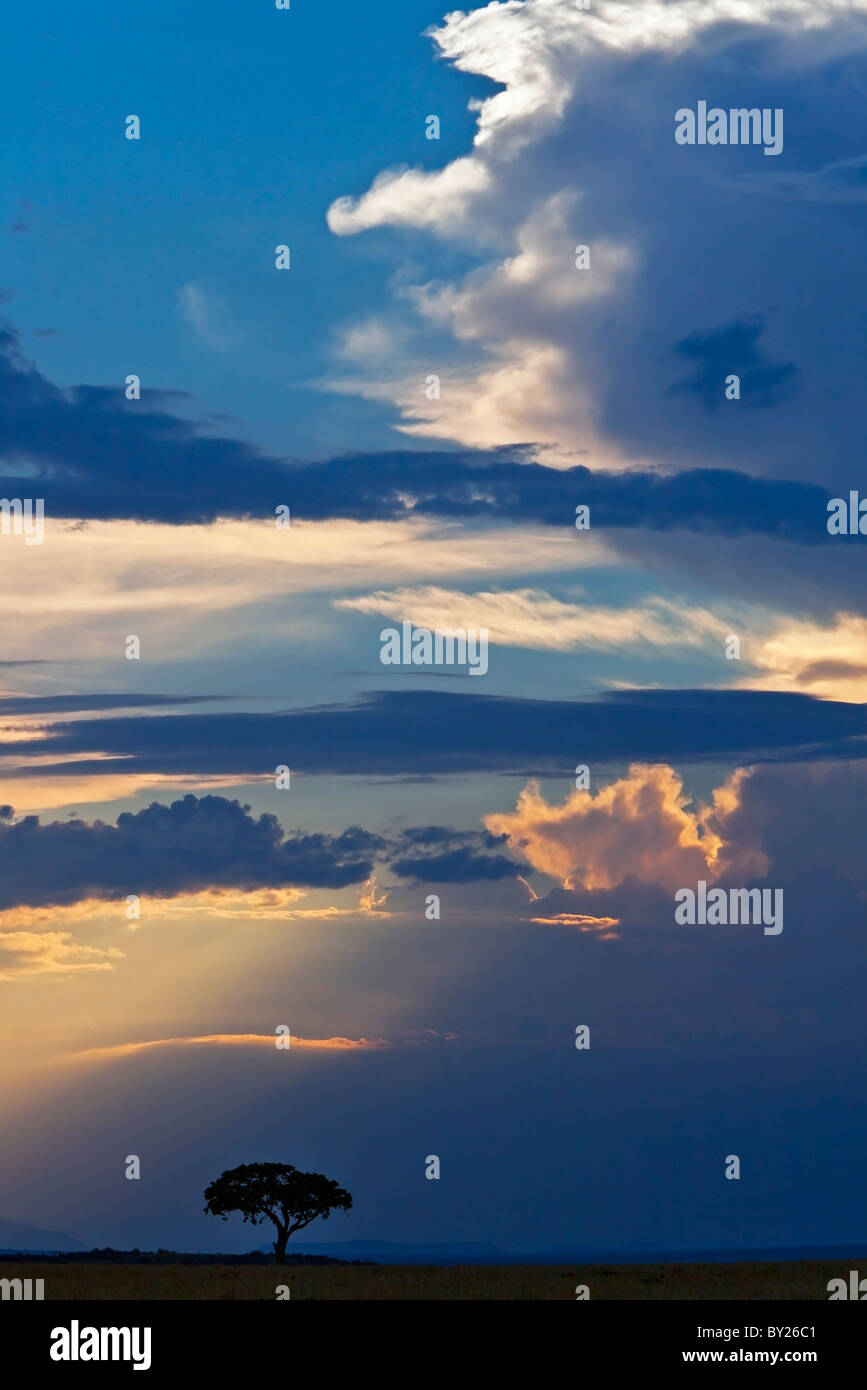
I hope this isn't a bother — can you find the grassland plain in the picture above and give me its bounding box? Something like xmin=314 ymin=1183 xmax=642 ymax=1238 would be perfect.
xmin=0 ymin=1260 xmax=845 ymax=1300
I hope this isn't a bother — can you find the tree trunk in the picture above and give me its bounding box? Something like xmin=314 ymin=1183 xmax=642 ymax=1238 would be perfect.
xmin=273 ymin=1225 xmax=289 ymax=1263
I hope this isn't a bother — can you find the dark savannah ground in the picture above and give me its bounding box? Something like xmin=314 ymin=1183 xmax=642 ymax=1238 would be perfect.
xmin=0 ymin=1259 xmax=845 ymax=1299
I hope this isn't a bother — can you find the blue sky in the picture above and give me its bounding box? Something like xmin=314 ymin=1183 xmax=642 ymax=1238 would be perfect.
xmin=1 ymin=0 xmax=488 ymax=455
xmin=1 ymin=0 xmax=866 ymax=1259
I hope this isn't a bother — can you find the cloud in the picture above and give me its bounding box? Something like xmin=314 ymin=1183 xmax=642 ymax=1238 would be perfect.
xmin=0 ymin=771 xmax=250 ymax=817
xmin=484 ymin=763 xmax=765 ymax=892
xmin=328 ymin=193 xmax=635 ymax=461
xmin=330 ymin=0 xmax=867 ymax=237
xmin=67 ymin=1029 xmax=466 ymax=1063
xmin=0 ymin=317 xmax=852 ymax=554
xmin=388 ymin=827 xmax=527 ymax=883
xmin=0 ymin=315 xmax=850 ymax=666
xmin=3 ymin=688 xmax=867 ymax=785
xmin=0 ymin=795 xmax=386 ymax=910
xmin=0 ymin=694 xmax=234 ymax=717
xmin=177 ymin=282 xmax=235 ymax=350
xmin=669 ymin=316 xmax=797 ymax=411
xmin=744 ymin=612 xmax=867 ymax=700
xmin=337 ymin=585 xmax=728 ymax=652
xmin=0 ymin=320 xmax=289 ymax=525
xmin=68 ymin=1033 xmax=389 ymax=1061
xmin=522 ymin=876 xmax=675 ymax=932
xmin=324 ymin=0 xmax=867 ymax=479
xmin=328 ymin=156 xmax=493 ymax=239
xmin=0 ymin=930 xmax=124 ymax=980
xmin=358 ymin=876 xmax=390 ymax=913
xmin=528 ymin=912 xmax=620 ymax=933
xmin=714 ymin=758 xmax=867 ymax=893
xmin=0 ymin=878 xmax=394 ymax=928
xmin=0 ymin=511 xmax=590 ymax=662
xmin=738 ymin=153 xmax=867 ymax=203
xmin=0 ymin=796 xmax=539 ymax=912
xmin=0 ymin=759 xmax=820 ymax=918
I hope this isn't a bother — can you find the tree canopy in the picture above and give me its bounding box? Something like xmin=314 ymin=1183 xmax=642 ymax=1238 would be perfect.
xmin=203 ymin=1162 xmax=352 ymax=1261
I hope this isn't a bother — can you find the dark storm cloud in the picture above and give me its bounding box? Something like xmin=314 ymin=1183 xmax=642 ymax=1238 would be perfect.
xmin=0 ymin=797 xmax=530 ymax=910
xmin=0 ymin=794 xmax=386 ymax=909
xmin=669 ymin=316 xmax=797 ymax=411
xmin=3 ymin=689 xmax=866 ymax=780
xmin=0 ymin=318 xmax=840 ymax=540
xmin=480 ymin=41 xmax=867 ymax=489
xmin=389 ymin=827 xmax=527 ymax=883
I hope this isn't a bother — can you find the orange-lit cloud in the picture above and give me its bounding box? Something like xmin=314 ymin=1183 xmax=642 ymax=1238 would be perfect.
xmin=743 ymin=612 xmax=867 ymax=701
xmin=69 ymin=1032 xmax=390 ymax=1062
xmin=65 ymin=1028 xmax=471 ymax=1063
xmin=516 ymin=874 xmax=538 ymax=901
xmin=358 ymin=876 xmax=389 ymax=913
xmin=485 ymin=763 xmax=763 ymax=893
xmin=0 ymin=722 xmax=50 ymax=745
xmin=0 ymin=930 xmax=124 ymax=980
xmin=0 ymin=771 xmax=249 ymax=815
xmin=0 ymin=883 xmax=392 ymax=932
xmin=529 ymin=913 xmax=620 ymax=934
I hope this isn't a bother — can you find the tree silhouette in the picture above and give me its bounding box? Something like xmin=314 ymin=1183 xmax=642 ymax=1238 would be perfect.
xmin=203 ymin=1162 xmax=352 ymax=1261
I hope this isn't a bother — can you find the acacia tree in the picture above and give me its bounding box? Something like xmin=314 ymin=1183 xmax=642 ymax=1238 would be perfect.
xmin=203 ymin=1162 xmax=352 ymax=1261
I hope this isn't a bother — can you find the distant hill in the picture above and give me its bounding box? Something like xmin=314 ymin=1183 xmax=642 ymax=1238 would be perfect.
xmin=264 ymin=1239 xmax=509 ymax=1264
xmin=280 ymin=1238 xmax=867 ymax=1267
xmin=0 ymin=1248 xmax=364 ymax=1266
xmin=0 ymin=1219 xmax=84 ymax=1252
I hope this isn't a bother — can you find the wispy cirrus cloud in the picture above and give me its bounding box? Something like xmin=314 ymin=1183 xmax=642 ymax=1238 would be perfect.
xmin=177 ymin=282 xmax=236 ymax=351
xmin=336 ymin=585 xmax=730 ymax=653
xmin=0 ymin=513 xmax=592 ymax=663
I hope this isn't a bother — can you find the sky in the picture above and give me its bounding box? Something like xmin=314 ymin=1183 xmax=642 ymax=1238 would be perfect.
xmin=0 ymin=0 xmax=866 ymax=1256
